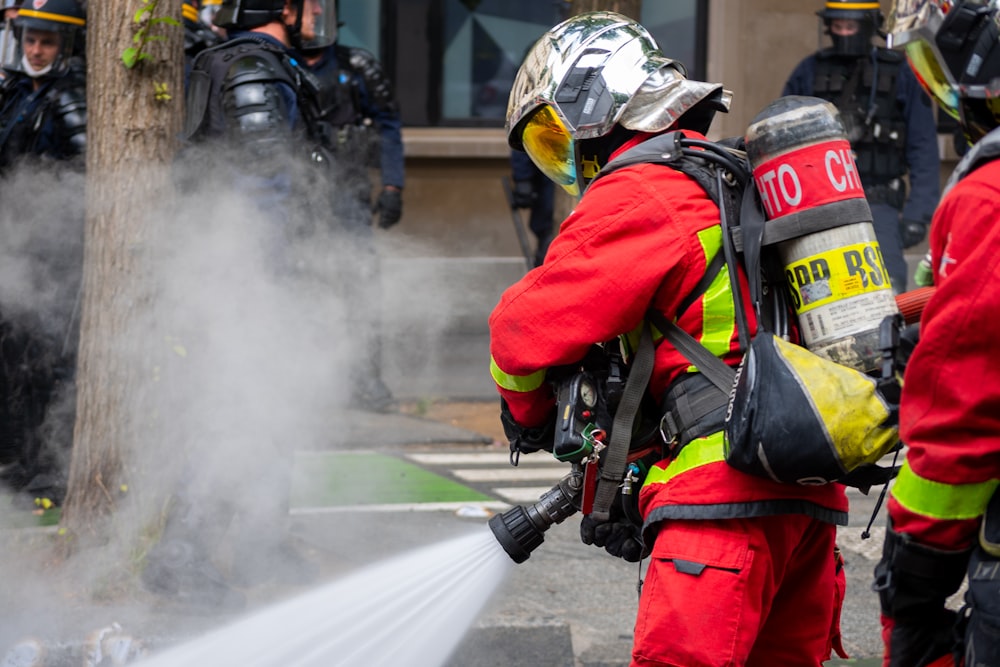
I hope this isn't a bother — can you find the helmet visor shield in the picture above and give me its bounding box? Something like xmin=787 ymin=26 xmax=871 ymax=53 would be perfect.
xmin=888 ymin=1 xmax=960 ymax=117
xmin=904 ymin=39 xmax=961 ymax=118
xmin=521 ymin=105 xmax=579 ymax=197
xmin=299 ymin=0 xmax=337 ymax=50
xmin=0 ymin=18 xmax=17 ymax=70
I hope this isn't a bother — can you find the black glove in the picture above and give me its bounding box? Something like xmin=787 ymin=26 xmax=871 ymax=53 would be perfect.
xmin=899 ymin=219 xmax=928 ymax=249
xmin=511 ymin=179 xmax=536 ymax=208
xmin=375 ymin=188 xmax=402 ymax=229
xmin=873 ymin=525 xmax=971 ymax=666
xmin=500 ymin=399 xmax=554 ymax=460
xmin=580 ymin=501 xmax=648 ymax=563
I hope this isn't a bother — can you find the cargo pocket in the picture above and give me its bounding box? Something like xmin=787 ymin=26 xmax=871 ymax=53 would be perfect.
xmin=828 ymin=546 xmax=849 ymax=659
xmin=965 ymin=547 xmax=1000 ymax=664
xmin=632 ymin=520 xmax=752 ymax=666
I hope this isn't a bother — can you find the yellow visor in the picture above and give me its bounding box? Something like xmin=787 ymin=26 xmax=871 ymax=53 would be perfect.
xmin=904 ymin=40 xmax=961 ymax=119
xmin=521 ymin=105 xmax=580 ymax=197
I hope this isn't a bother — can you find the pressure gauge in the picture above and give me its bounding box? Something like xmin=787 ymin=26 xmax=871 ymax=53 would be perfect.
xmin=579 ymin=379 xmax=597 ymax=408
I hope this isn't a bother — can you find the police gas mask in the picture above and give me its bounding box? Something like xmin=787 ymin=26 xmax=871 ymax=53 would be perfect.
xmin=824 ymin=16 xmax=877 ymax=57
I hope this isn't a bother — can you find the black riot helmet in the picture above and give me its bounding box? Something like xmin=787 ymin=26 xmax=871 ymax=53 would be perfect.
xmin=213 ymin=0 xmax=285 ymax=31
xmin=818 ymin=0 xmax=883 ymax=56
xmin=9 ymin=0 xmax=84 ymax=76
xmin=888 ymin=0 xmax=1000 ymax=144
xmin=214 ymin=0 xmax=332 ymax=51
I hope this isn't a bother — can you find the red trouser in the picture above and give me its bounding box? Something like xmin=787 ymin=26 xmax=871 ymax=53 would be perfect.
xmin=631 ymin=514 xmax=844 ymax=667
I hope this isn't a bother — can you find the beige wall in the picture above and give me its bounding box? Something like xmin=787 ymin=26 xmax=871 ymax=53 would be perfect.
xmin=397 ymin=0 xmax=943 ymax=258
xmin=707 ymin=0 xmax=817 ymax=139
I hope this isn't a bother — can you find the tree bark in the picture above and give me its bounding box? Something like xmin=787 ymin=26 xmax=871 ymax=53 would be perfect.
xmin=60 ymin=1 xmax=184 ymax=545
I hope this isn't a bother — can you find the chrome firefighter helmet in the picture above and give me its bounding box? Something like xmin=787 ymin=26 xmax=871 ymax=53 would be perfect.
xmin=506 ymin=11 xmax=731 ymax=197
xmin=888 ymin=0 xmax=1000 ymax=143
xmin=6 ymin=0 xmax=84 ymax=76
xmin=818 ymin=0 xmax=883 ymax=56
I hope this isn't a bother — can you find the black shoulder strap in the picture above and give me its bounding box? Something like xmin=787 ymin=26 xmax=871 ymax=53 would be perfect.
xmin=647 ymin=308 xmax=735 ymax=394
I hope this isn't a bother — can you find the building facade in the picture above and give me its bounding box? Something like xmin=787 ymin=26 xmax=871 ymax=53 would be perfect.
xmin=344 ymin=0 xmax=954 ymax=259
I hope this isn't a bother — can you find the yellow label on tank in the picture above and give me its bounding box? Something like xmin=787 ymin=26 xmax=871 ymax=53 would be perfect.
xmin=785 ymin=241 xmax=891 ymax=314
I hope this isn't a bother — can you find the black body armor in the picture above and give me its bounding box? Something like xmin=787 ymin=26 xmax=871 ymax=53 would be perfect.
xmin=183 ymin=35 xmax=325 ymax=159
xmin=308 ymin=45 xmax=397 ymax=166
xmin=0 ymin=62 xmax=86 ymax=170
xmin=812 ymin=48 xmax=908 ymax=208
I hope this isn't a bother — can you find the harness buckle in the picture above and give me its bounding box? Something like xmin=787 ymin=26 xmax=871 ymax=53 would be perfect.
xmin=658 ymin=412 xmax=680 ymax=453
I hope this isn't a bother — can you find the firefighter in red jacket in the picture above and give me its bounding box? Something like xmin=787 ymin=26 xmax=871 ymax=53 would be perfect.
xmin=490 ymin=12 xmax=850 ymax=665
xmin=874 ymin=2 xmax=1000 ymax=665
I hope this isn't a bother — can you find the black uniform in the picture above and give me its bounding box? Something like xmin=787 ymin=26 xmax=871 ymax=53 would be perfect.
xmin=0 ymin=57 xmax=85 ymax=169
xmin=303 ymin=43 xmax=403 ymax=411
xmin=0 ymin=58 xmax=85 ymax=506
xmin=142 ymin=30 xmax=331 ymax=609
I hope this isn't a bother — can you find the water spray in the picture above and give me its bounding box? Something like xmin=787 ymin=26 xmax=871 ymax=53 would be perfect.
xmin=488 ymin=468 xmax=583 ymax=563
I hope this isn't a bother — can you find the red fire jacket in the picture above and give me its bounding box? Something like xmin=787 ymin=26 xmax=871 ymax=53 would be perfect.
xmin=489 ymin=131 xmax=848 ymax=525
xmin=888 ymin=158 xmax=1000 ymax=550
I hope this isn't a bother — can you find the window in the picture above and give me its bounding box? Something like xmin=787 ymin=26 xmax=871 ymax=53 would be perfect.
xmin=347 ymin=1 xmax=707 ymax=128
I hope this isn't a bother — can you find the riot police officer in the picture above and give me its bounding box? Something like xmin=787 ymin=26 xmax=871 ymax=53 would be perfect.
xmin=143 ymin=0 xmax=335 ymax=609
xmin=0 ymin=0 xmax=85 ymax=169
xmin=0 ymin=0 xmax=85 ymax=509
xmin=297 ymin=1 xmax=404 ymax=412
xmin=783 ymin=0 xmax=940 ymax=292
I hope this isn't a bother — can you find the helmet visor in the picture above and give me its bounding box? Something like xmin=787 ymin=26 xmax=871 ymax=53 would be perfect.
xmin=298 ymin=0 xmax=337 ymax=50
xmin=904 ymin=39 xmax=961 ymax=118
xmin=521 ymin=105 xmax=580 ymax=197
xmin=888 ymin=0 xmax=961 ymax=118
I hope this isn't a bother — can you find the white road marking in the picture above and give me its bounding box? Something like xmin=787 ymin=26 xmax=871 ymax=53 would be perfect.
xmin=453 ymin=467 xmax=566 ymax=482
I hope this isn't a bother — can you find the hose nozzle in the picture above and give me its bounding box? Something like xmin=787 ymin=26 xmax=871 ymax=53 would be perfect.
xmin=488 ymin=469 xmax=583 ymax=563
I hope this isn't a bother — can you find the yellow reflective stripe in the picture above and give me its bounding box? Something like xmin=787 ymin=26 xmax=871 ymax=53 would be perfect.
xmin=183 ymin=4 xmax=200 ymax=22
xmin=619 ymin=323 xmax=643 ymax=363
xmin=695 ymin=226 xmax=735 ymax=359
xmin=643 ymin=431 xmax=726 ymax=486
xmin=891 ymin=460 xmax=1000 ymax=521
xmin=17 ymin=9 xmax=86 ymax=26
xmin=490 ymin=356 xmax=546 ymax=393
xmin=826 ymin=1 xmax=880 ymax=9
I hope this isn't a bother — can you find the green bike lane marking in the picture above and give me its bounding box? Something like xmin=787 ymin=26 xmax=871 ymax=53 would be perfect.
xmin=290 ymin=450 xmax=508 ymax=513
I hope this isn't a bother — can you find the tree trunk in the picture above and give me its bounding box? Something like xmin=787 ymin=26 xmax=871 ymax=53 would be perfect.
xmin=60 ymin=1 xmax=184 ymax=545
xmin=554 ymin=0 xmax=642 ymax=224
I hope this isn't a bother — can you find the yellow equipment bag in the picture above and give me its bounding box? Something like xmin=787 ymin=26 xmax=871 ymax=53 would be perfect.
xmin=724 ymin=333 xmax=900 ymax=486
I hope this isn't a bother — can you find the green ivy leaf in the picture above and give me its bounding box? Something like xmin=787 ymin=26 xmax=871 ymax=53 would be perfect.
xmin=150 ymin=16 xmax=181 ymax=27
xmin=122 ymin=47 xmax=138 ymax=69
xmin=133 ymin=4 xmax=152 ymax=23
